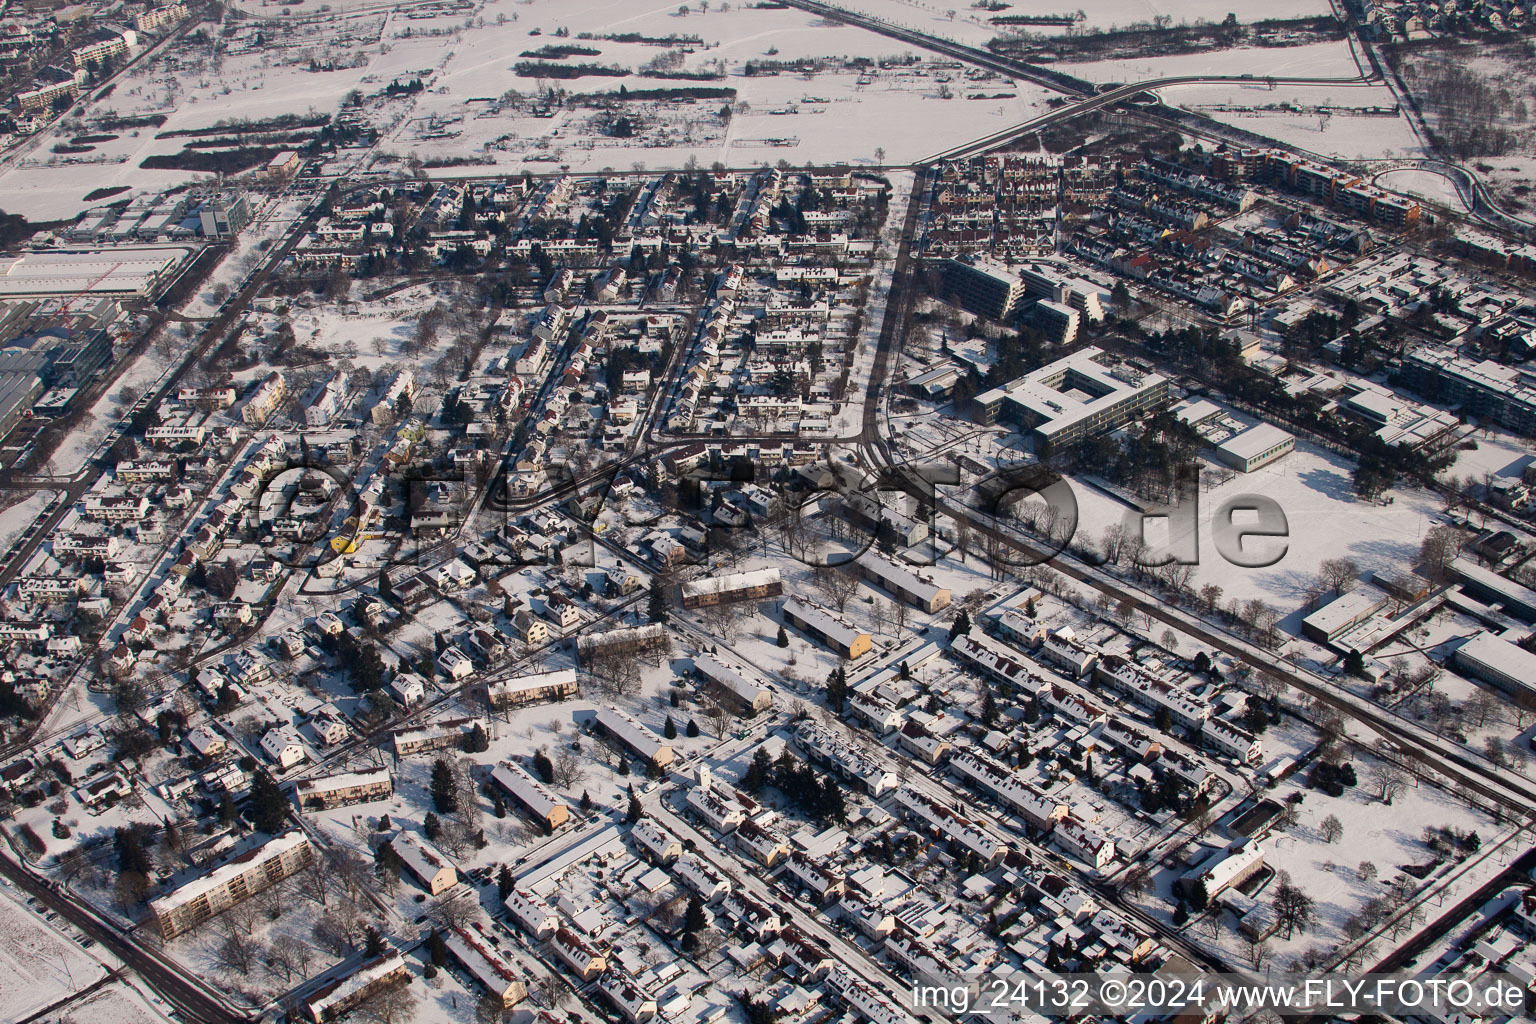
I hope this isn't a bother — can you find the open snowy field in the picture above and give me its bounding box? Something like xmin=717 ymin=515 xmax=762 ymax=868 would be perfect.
xmin=1060 ymin=38 xmax=1364 ymax=84
xmin=1053 ymin=439 xmax=1446 ymax=623
xmin=1158 ymin=80 xmax=1424 ymax=160
xmin=0 ymin=882 xmax=113 ymax=1020
xmin=382 ymin=0 xmax=1056 ymax=173
xmin=803 ymin=0 xmax=1333 ymax=41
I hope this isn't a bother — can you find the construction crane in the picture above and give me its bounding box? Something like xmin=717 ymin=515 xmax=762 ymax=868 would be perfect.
xmin=55 ymin=261 xmax=122 ymax=320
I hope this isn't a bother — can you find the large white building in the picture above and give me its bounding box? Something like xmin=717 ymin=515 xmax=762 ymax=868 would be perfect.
xmin=971 ymin=347 xmax=1170 ymax=448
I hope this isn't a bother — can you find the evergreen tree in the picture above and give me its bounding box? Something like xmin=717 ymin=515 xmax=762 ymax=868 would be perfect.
xmin=430 ymin=759 xmax=459 ymax=814
xmin=249 ymin=770 xmax=289 ymax=833
xmin=424 ymin=812 xmax=442 ymax=839
xmin=664 ymin=716 xmax=678 ymax=739
xmin=742 ymin=747 xmax=774 ymax=793
xmin=618 ymin=757 xmax=630 ymax=776
xmin=776 ymin=625 xmax=789 ymax=647
xmin=467 ymin=724 xmax=490 ymax=753
xmin=378 ymin=570 xmax=394 ymax=600
xmin=426 ymin=929 xmax=448 ymax=965
xmin=533 ymin=751 xmax=555 ymax=783
xmin=825 ymin=666 xmax=848 ymax=712
xmin=686 ymin=719 xmax=700 ymax=738
xmin=1172 ymin=900 xmax=1190 ymax=926
xmin=497 ymin=864 xmax=515 ymax=900
xmin=364 ymin=925 xmax=387 ymax=957
xmin=1188 ymin=878 xmax=1209 ymax=912
xmin=980 ymin=686 xmax=998 ymax=727
xmin=647 ymin=581 xmax=670 ymax=623
xmin=627 ymin=790 xmax=644 ymax=823
xmin=683 ymin=896 xmax=707 ymax=934
xmin=948 ymin=610 xmax=972 ymax=641
xmin=580 ymin=790 xmax=592 ymax=811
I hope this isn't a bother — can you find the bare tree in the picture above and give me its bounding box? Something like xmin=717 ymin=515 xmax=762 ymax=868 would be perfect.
xmin=359 ymin=981 xmax=418 ymax=1024
xmin=552 ymin=747 xmax=587 ymax=789
xmin=1320 ymin=814 xmax=1344 ymax=843
xmin=814 ymin=565 xmax=859 ymax=613
xmin=1420 ymin=524 xmax=1465 ymax=585
xmin=1317 ymin=557 xmax=1360 ymax=595
xmin=1364 ymin=754 xmax=1408 ymax=804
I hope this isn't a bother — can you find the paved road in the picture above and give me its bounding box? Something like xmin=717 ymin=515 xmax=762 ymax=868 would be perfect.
xmin=0 ymin=852 xmax=242 ymax=1024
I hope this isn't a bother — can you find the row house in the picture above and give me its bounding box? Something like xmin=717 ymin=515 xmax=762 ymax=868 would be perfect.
xmin=692 ymin=653 xmax=772 ymax=715
xmin=767 ymin=927 xmax=833 ymax=981
xmin=593 ymin=706 xmax=675 ymax=767
xmin=1094 ymin=655 xmax=1210 ymax=730
xmin=490 ymin=760 xmax=570 ymax=831
xmin=793 ymin=721 xmax=898 ymax=796
xmin=597 ymin=970 xmax=656 ymax=1024
xmin=1200 ymin=716 xmax=1263 ymax=764
xmin=948 ymin=751 xmax=1068 ymax=831
xmin=782 ymin=851 xmax=845 ymax=903
xmin=391 ymin=716 xmax=478 ymax=757
xmin=577 ymin=623 xmax=670 ymax=664
xmin=484 ymin=668 xmax=578 ymax=711
xmin=294 ymin=768 xmax=393 ymax=810
xmin=1041 ymin=683 xmax=1107 ymax=728
xmin=303 ymin=950 xmax=409 ymax=1023
xmin=1039 ymin=626 xmax=1098 ymax=678
xmin=679 ymin=567 xmax=783 ymax=609
xmin=732 ymin=817 xmax=788 ymax=867
xmin=891 ymin=788 xmax=1004 ymax=866
xmin=723 ymin=889 xmax=784 ymax=942
xmin=445 ymin=927 xmax=527 ymax=1010
xmin=630 ymin=817 xmax=683 ymax=864
xmin=116 ymin=459 xmax=176 ymax=483
xmin=390 ymin=830 xmax=458 ymax=895
xmin=549 ymin=927 xmax=602 ymax=982
xmin=504 ymin=888 xmax=559 ymax=940
xmin=1098 ymin=716 xmax=1162 ymax=763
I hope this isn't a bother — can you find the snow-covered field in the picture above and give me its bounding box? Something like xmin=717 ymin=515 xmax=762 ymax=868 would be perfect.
xmin=0 ymin=883 xmax=113 ymax=1020
xmin=0 ymin=490 xmax=56 ymax=550
xmin=1041 ymin=439 xmax=1445 ymax=619
xmin=1060 ymin=38 xmax=1364 ymax=83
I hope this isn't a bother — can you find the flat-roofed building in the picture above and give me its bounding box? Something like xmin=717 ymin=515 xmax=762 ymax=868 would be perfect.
xmin=1403 ymin=351 xmax=1536 ymax=436
xmin=680 ymin=567 xmax=783 ymax=608
xmin=150 ymin=831 xmax=313 ymax=940
xmin=1215 ymin=422 xmax=1295 ymax=472
xmin=1453 ymin=632 xmax=1536 ymax=699
xmin=970 ymin=347 xmax=1169 ymax=449
xmin=1450 ymin=558 xmax=1536 ymax=622
xmin=1301 ymin=590 xmax=1389 ymax=644
xmin=489 ymin=760 xmax=570 ymax=831
xmin=942 ymin=257 xmax=1026 ymax=320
